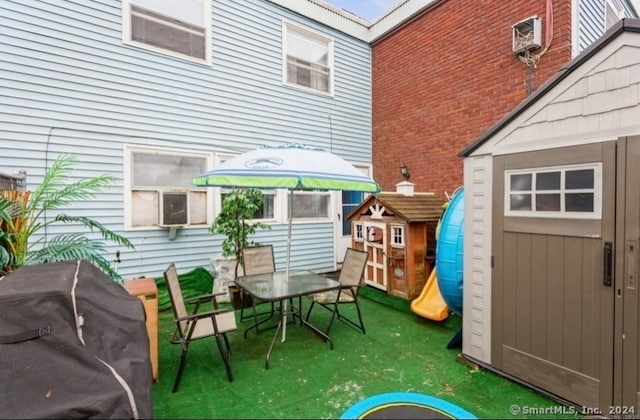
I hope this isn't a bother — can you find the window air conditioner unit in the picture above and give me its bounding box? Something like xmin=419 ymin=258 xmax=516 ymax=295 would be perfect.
xmin=512 ymin=16 xmax=542 ymax=54
xmin=158 ymin=191 xmax=188 ymax=227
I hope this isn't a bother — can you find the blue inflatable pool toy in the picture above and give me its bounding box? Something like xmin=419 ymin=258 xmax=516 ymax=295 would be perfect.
xmin=340 ymin=392 xmax=477 ymax=419
xmin=435 ymin=187 xmax=464 ymax=316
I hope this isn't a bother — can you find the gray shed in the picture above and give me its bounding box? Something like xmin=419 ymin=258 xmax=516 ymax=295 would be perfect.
xmin=459 ymin=19 xmax=640 ymax=413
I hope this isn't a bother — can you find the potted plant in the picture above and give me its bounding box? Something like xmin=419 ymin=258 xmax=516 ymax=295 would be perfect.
xmin=209 ymin=188 xmax=270 ymax=304
xmin=0 ymin=154 xmax=134 ymax=280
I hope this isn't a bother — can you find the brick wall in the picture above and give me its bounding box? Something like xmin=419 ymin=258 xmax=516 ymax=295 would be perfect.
xmin=372 ymin=0 xmax=572 ymax=196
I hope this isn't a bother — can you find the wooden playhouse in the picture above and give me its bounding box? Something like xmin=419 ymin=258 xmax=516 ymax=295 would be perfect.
xmin=347 ymin=182 xmax=444 ymax=300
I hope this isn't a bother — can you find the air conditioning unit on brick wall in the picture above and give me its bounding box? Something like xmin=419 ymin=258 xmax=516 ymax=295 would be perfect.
xmin=512 ymin=16 xmax=542 ymax=54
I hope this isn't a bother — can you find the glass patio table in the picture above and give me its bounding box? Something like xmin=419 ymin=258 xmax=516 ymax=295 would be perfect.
xmin=234 ymin=270 xmax=340 ymax=369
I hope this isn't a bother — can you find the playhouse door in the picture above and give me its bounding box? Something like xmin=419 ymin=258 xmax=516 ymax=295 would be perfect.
xmin=491 ymin=142 xmax=616 ymax=411
xmin=363 ymin=222 xmax=386 ymax=290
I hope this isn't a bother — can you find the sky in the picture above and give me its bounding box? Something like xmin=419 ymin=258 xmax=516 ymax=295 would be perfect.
xmin=324 ymin=0 xmax=399 ymax=21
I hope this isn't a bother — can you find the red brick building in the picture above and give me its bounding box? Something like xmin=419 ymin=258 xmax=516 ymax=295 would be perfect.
xmin=371 ymin=0 xmax=572 ymax=196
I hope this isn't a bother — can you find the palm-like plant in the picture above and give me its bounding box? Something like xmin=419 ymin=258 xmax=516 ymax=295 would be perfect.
xmin=0 ymin=154 xmax=134 ymax=280
xmin=210 ymin=188 xmax=270 ymax=277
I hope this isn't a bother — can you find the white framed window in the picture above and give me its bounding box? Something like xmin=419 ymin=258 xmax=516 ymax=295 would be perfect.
xmin=291 ymin=190 xmax=331 ymax=220
xmin=283 ymin=22 xmax=334 ymax=95
xmin=353 ymin=223 xmax=364 ymax=242
xmin=122 ymin=0 xmax=211 ymax=64
xmin=217 ymin=154 xmax=276 ymax=222
xmin=504 ymin=163 xmax=602 ymax=219
xmin=390 ymin=224 xmax=405 ymax=248
xmin=605 ymin=0 xmax=625 ymax=30
xmin=125 ymin=146 xmax=212 ymax=229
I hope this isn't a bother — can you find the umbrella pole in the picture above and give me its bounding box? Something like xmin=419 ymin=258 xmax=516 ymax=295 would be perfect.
xmin=282 ymin=189 xmax=294 ymax=342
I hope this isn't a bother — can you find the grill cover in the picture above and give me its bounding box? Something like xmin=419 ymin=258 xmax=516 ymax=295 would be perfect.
xmin=0 ymin=260 xmax=153 ymax=419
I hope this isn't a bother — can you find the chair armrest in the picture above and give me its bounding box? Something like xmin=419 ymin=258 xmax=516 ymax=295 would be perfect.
xmin=184 ymin=291 xmax=226 ymax=304
xmin=176 ymin=308 xmax=232 ymax=323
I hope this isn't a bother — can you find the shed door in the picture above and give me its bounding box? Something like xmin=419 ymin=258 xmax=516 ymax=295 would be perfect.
xmin=619 ymin=136 xmax=640 ymax=411
xmin=492 ymin=142 xmax=616 ymax=411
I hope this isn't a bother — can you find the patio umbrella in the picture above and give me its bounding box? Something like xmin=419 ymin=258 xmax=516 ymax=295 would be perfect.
xmin=193 ymin=143 xmax=379 ymax=339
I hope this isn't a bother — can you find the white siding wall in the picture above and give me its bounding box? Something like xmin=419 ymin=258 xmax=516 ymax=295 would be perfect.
xmin=574 ymin=0 xmax=638 ymax=57
xmin=0 ymin=0 xmax=372 ymax=279
xmin=462 ymin=155 xmax=493 ymax=364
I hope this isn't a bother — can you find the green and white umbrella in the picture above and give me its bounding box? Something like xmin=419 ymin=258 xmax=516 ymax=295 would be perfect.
xmin=194 ymin=143 xmax=379 ymax=340
xmin=194 ymin=143 xmax=379 ymax=192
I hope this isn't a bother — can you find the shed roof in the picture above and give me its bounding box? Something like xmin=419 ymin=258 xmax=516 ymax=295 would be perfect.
xmin=459 ymin=18 xmax=640 ymax=157
xmin=348 ymin=192 xmax=445 ymax=223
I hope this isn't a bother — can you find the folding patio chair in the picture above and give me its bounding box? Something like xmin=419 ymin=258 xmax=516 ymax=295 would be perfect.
xmin=239 ymin=245 xmax=276 ymax=324
xmin=305 ymin=248 xmax=368 ymax=335
xmin=164 ymin=263 xmax=237 ymax=392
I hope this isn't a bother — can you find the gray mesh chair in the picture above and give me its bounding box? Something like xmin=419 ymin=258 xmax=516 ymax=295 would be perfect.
xmin=164 ymin=263 xmax=237 ymax=392
xmin=305 ymin=248 xmax=368 ymax=335
xmin=239 ymin=245 xmax=276 ymax=323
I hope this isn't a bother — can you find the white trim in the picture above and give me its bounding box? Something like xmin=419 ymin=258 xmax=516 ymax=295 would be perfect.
xmin=606 ymin=0 xmax=625 ymax=30
xmin=571 ymin=0 xmax=579 ymax=58
xmin=503 ymin=162 xmax=602 ymax=219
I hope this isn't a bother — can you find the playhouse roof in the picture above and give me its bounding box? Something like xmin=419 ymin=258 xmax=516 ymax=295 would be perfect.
xmin=348 ymin=192 xmax=444 ymax=223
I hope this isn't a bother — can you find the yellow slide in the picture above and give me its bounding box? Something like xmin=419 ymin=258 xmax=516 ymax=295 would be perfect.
xmin=410 ymin=268 xmax=449 ymax=321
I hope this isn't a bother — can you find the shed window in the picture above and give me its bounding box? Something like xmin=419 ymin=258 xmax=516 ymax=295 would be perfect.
xmin=505 ymin=163 xmax=601 ymax=219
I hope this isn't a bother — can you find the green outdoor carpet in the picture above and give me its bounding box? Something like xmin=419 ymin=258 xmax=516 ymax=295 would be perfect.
xmin=152 ymin=276 xmax=582 ymax=419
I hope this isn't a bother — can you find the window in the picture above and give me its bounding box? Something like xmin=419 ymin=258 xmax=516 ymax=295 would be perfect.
xmin=122 ymin=0 xmax=211 ymax=63
xmin=505 ymin=163 xmax=602 ymax=219
xmin=126 ymin=147 xmax=211 ymax=229
xmin=220 ymin=189 xmax=275 ymax=220
xmin=217 ymin=154 xmax=275 ymax=221
xmin=353 ymin=223 xmax=364 ymax=242
xmin=283 ymin=23 xmax=333 ymax=95
xmin=390 ymin=224 xmax=405 ymax=247
xmin=605 ymin=0 xmax=625 ymax=30
xmin=291 ymin=190 xmax=331 ymax=219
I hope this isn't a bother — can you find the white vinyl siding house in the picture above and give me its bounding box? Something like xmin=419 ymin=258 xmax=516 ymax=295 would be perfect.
xmin=573 ymin=0 xmax=639 ymax=57
xmin=0 ymin=0 xmax=372 ymax=280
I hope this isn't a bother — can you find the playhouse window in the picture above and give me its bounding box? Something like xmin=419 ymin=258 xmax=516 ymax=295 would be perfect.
xmin=354 ymin=223 xmax=364 ymax=242
xmin=390 ymin=224 xmax=405 ymax=247
xmin=505 ymin=163 xmax=601 ymax=219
